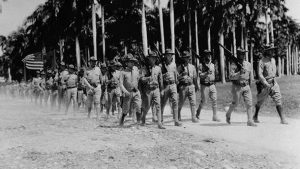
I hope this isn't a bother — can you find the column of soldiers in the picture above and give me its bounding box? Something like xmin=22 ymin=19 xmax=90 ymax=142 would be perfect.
xmin=0 ymin=44 xmax=288 ymax=129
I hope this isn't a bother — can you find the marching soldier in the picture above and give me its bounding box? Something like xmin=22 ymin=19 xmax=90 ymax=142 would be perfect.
xmin=196 ymin=50 xmax=220 ymax=122
xmin=51 ymin=68 xmax=59 ymax=109
xmin=160 ymin=49 xmax=182 ymax=126
xmin=140 ymin=51 xmax=165 ymax=129
xmin=85 ymin=57 xmax=102 ymax=119
xmin=32 ymin=71 xmax=42 ymax=105
xmin=177 ymin=51 xmax=199 ymax=123
xmin=77 ymin=67 xmax=86 ymax=109
xmin=106 ymin=60 xmax=122 ymax=118
xmin=39 ymin=71 xmax=46 ymax=107
xmin=253 ymin=45 xmax=288 ymax=124
xmin=44 ymin=69 xmax=53 ymax=108
xmin=58 ymin=62 xmax=69 ymax=111
xmin=225 ymin=48 xmax=256 ymax=126
xmin=119 ymin=54 xmax=142 ymax=126
xmin=100 ymin=62 xmax=109 ymax=115
xmin=65 ymin=64 xmax=78 ymax=114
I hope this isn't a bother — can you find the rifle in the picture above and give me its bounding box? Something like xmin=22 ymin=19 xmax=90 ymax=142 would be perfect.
xmin=152 ymin=44 xmax=167 ymax=74
xmin=189 ymin=48 xmax=210 ymax=72
xmin=218 ymin=43 xmax=242 ymax=70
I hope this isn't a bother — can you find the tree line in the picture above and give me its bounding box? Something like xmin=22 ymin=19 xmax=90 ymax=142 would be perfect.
xmin=0 ymin=0 xmax=299 ymax=82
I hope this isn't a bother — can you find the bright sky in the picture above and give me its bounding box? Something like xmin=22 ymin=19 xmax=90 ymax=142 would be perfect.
xmin=0 ymin=0 xmax=299 ymax=37
xmin=0 ymin=0 xmax=46 ymax=36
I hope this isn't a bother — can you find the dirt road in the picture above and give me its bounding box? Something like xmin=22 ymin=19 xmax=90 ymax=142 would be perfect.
xmin=0 ymin=97 xmax=299 ymax=169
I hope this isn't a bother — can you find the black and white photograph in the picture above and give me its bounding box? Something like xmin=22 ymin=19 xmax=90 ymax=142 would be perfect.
xmin=0 ymin=0 xmax=299 ymax=168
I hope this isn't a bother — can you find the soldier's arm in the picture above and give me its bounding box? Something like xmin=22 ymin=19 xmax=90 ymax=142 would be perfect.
xmin=82 ymin=77 xmax=94 ymax=89
xmin=158 ymin=67 xmax=164 ymax=90
xmin=229 ymin=63 xmax=240 ymax=80
xmin=249 ymin=63 xmax=252 ymax=85
xmin=193 ymin=66 xmax=199 ymax=91
xmin=258 ymin=60 xmax=269 ymax=86
xmin=119 ymin=71 xmax=129 ymax=95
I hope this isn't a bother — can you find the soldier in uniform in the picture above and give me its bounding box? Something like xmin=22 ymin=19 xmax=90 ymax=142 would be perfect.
xmin=119 ymin=54 xmax=142 ymax=126
xmin=51 ymin=68 xmax=59 ymax=109
xmin=140 ymin=51 xmax=165 ymax=129
xmin=253 ymin=45 xmax=288 ymax=124
xmin=106 ymin=60 xmax=122 ymax=118
xmin=177 ymin=51 xmax=199 ymax=123
xmin=85 ymin=57 xmax=102 ymax=119
xmin=160 ymin=49 xmax=182 ymax=126
xmin=196 ymin=50 xmax=220 ymax=122
xmin=65 ymin=64 xmax=78 ymax=114
xmin=32 ymin=71 xmax=42 ymax=105
xmin=100 ymin=62 xmax=109 ymax=115
xmin=77 ymin=67 xmax=86 ymax=109
xmin=58 ymin=62 xmax=69 ymax=111
xmin=39 ymin=71 xmax=46 ymax=107
xmin=44 ymin=69 xmax=53 ymax=108
xmin=225 ymin=48 xmax=256 ymax=126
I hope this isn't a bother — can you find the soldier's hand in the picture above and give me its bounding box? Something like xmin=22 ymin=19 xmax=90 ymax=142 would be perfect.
xmin=124 ymin=90 xmax=130 ymax=96
xmin=160 ymin=91 xmax=164 ymax=96
xmin=265 ymin=83 xmax=272 ymax=89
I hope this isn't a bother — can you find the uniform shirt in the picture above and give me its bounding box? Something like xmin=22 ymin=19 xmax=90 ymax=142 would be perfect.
xmin=163 ymin=63 xmax=177 ymax=84
xmin=32 ymin=77 xmax=42 ymax=88
xmin=86 ymin=66 xmax=101 ymax=85
xmin=108 ymin=70 xmax=121 ymax=88
xmin=66 ymin=74 xmax=78 ymax=88
xmin=120 ymin=66 xmax=140 ymax=92
xmin=78 ymin=77 xmax=85 ymax=90
xmin=60 ymin=70 xmax=69 ymax=85
xmin=229 ymin=61 xmax=252 ymax=81
xmin=141 ymin=65 xmax=162 ymax=88
xmin=177 ymin=63 xmax=197 ymax=84
xmin=40 ymin=78 xmax=46 ymax=90
xmin=258 ymin=57 xmax=276 ymax=85
xmin=199 ymin=62 xmax=215 ymax=83
xmin=45 ymin=77 xmax=53 ymax=90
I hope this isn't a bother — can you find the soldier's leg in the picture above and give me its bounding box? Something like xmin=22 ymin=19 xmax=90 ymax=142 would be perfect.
xmin=106 ymin=91 xmax=113 ymax=116
xmin=86 ymin=93 xmax=93 ymax=118
xmin=141 ymin=91 xmax=151 ymax=125
xmin=242 ymin=86 xmax=256 ymax=126
xmin=120 ymin=94 xmax=131 ymax=126
xmin=72 ymin=88 xmax=78 ymax=113
xmin=160 ymin=87 xmax=169 ymax=123
xmin=169 ymin=84 xmax=181 ymax=126
xmin=77 ymin=90 xmax=83 ymax=108
xmin=115 ymin=88 xmax=122 ymax=118
xmin=210 ymin=85 xmax=219 ymax=122
xmin=187 ymin=85 xmax=198 ymax=123
xmin=132 ymin=91 xmax=142 ymax=124
xmin=94 ymin=86 xmax=102 ymax=120
xmin=151 ymin=102 xmax=158 ymax=123
xmin=270 ymin=83 xmax=288 ymax=124
xmin=51 ymin=90 xmax=58 ymax=109
xmin=253 ymin=87 xmax=269 ymax=123
xmin=65 ymin=89 xmax=72 ymax=114
xmin=196 ymin=85 xmax=208 ymax=119
xmin=178 ymin=86 xmax=188 ymax=121
xmin=153 ymin=88 xmax=165 ymax=129
xmin=226 ymin=85 xmax=240 ymax=124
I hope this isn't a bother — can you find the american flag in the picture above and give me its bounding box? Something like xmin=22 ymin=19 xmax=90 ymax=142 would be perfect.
xmin=22 ymin=52 xmax=44 ymax=70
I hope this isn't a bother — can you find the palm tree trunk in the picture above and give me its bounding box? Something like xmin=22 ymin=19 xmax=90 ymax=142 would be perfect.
xmin=207 ymin=26 xmax=211 ymax=50
xmin=244 ymin=29 xmax=248 ymax=61
xmin=75 ymin=36 xmax=81 ymax=69
xmin=158 ymin=0 xmax=165 ymax=53
xmin=241 ymin=26 xmax=244 ymax=49
xmin=188 ymin=1 xmax=192 ymax=55
xmin=195 ymin=10 xmax=199 ymax=55
xmin=270 ymin=18 xmax=274 ymax=44
xmin=101 ymin=5 xmax=105 ymax=62
xmin=292 ymin=46 xmax=294 ymax=75
xmin=250 ymin=42 xmax=254 ymax=80
xmin=296 ymin=46 xmax=299 ymax=74
xmin=59 ymin=39 xmax=64 ymax=62
xmin=92 ymin=1 xmax=97 ymax=60
xmin=219 ymin=31 xmax=226 ymax=83
xmin=265 ymin=9 xmax=270 ymax=44
xmin=287 ymin=45 xmax=290 ymax=76
xmin=282 ymin=56 xmax=285 ymax=75
xmin=232 ymin=24 xmax=236 ymax=57
xmin=141 ymin=0 xmax=148 ymax=56
xmin=170 ymin=0 xmax=175 ymax=54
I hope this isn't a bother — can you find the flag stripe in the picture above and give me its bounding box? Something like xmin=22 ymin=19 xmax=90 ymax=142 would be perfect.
xmin=23 ymin=52 xmax=44 ymax=70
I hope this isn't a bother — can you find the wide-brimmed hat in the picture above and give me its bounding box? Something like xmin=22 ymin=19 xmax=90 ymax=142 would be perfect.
xmin=100 ymin=62 xmax=107 ymax=69
xmin=69 ymin=64 xmax=76 ymax=70
xmin=264 ymin=44 xmax=277 ymax=51
xmin=237 ymin=47 xmax=248 ymax=54
xmin=163 ymin=49 xmax=175 ymax=55
xmin=90 ymin=56 xmax=97 ymax=61
xmin=181 ymin=51 xmax=191 ymax=58
xmin=124 ymin=53 xmax=138 ymax=63
xmin=148 ymin=51 xmax=159 ymax=59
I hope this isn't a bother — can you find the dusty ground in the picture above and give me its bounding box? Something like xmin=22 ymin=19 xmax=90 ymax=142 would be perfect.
xmin=0 ymin=94 xmax=299 ymax=169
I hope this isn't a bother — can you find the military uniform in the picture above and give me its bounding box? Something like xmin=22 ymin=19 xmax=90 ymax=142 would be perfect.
xmin=119 ymin=54 xmax=141 ymax=126
xmin=225 ymin=48 xmax=256 ymax=126
xmin=253 ymin=45 xmax=288 ymax=124
xmin=177 ymin=52 xmax=199 ymax=122
xmin=44 ymin=75 xmax=53 ymax=106
xmin=106 ymin=62 xmax=122 ymax=117
xmin=160 ymin=49 xmax=181 ymax=126
xmin=196 ymin=50 xmax=219 ymax=121
xmin=58 ymin=67 xmax=69 ymax=110
xmin=32 ymin=71 xmax=43 ymax=105
xmin=140 ymin=61 xmax=163 ymax=128
xmin=65 ymin=65 xmax=78 ymax=113
xmin=51 ymin=71 xmax=59 ymax=108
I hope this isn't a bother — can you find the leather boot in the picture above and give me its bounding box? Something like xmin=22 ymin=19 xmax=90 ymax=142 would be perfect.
xmin=196 ymin=104 xmax=202 ymax=119
xmin=276 ymin=105 xmax=288 ymax=124
xmin=212 ymin=107 xmax=220 ymax=122
xmin=253 ymin=105 xmax=260 ymax=123
xmin=119 ymin=113 xmax=126 ymax=126
xmin=191 ymin=107 xmax=199 ymax=123
xmin=141 ymin=110 xmax=146 ymax=126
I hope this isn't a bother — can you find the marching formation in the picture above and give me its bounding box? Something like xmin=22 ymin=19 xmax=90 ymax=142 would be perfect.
xmin=0 ymin=44 xmax=288 ymax=129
